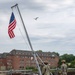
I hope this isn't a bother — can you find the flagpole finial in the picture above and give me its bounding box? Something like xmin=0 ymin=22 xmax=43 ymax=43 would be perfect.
xmin=11 ymin=4 xmax=18 ymax=9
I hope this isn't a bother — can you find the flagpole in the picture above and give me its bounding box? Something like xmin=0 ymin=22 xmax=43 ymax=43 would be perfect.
xmin=11 ymin=4 xmax=42 ymax=75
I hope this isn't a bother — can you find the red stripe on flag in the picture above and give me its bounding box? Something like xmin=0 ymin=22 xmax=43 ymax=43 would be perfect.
xmin=8 ymin=20 xmax=16 ymax=31
xmin=8 ymin=30 xmax=15 ymax=38
xmin=8 ymin=20 xmax=16 ymax=38
xmin=8 ymin=12 xmax=16 ymax=39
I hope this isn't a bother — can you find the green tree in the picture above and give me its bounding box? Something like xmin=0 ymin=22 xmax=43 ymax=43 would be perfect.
xmin=70 ymin=60 xmax=75 ymax=68
xmin=58 ymin=54 xmax=75 ymax=68
xmin=52 ymin=52 xmax=59 ymax=56
xmin=60 ymin=54 xmax=75 ymax=63
xmin=36 ymin=50 xmax=43 ymax=52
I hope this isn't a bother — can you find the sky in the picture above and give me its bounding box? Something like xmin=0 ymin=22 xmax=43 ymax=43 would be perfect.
xmin=0 ymin=0 xmax=75 ymax=55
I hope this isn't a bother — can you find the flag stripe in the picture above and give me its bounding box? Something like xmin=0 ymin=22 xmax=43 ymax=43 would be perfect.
xmin=8 ymin=31 xmax=15 ymax=38
xmin=8 ymin=20 xmax=16 ymax=31
xmin=8 ymin=19 xmax=16 ymax=28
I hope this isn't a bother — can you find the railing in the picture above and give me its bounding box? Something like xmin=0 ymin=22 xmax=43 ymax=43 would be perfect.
xmin=0 ymin=68 xmax=75 ymax=75
xmin=0 ymin=70 xmax=33 ymax=75
xmin=51 ymin=68 xmax=75 ymax=75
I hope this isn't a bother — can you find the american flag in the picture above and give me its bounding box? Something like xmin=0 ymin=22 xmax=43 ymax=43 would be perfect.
xmin=8 ymin=12 xmax=16 ymax=39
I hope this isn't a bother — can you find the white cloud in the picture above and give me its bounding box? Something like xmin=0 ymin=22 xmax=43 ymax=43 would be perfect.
xmin=63 ymin=0 xmax=74 ymax=5
xmin=35 ymin=0 xmax=43 ymax=3
xmin=0 ymin=0 xmax=75 ymax=55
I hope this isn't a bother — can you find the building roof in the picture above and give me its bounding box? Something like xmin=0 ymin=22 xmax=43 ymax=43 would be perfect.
xmin=10 ymin=49 xmax=58 ymax=57
xmin=0 ymin=49 xmax=59 ymax=58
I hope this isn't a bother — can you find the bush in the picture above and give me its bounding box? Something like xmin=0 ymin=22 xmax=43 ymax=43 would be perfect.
xmin=26 ymin=66 xmax=38 ymax=72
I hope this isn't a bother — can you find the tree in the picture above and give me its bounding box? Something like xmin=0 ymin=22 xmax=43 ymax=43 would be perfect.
xmin=36 ymin=50 xmax=43 ymax=52
xmin=58 ymin=54 xmax=75 ymax=68
xmin=60 ymin=54 xmax=75 ymax=63
xmin=70 ymin=60 xmax=75 ymax=68
xmin=52 ymin=52 xmax=59 ymax=56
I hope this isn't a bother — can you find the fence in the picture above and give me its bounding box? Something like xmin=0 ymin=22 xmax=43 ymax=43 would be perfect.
xmin=52 ymin=68 xmax=75 ymax=75
xmin=0 ymin=70 xmax=33 ymax=75
xmin=0 ymin=68 xmax=75 ymax=75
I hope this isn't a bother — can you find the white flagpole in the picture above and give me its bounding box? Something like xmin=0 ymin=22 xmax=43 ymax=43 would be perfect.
xmin=11 ymin=4 xmax=42 ymax=75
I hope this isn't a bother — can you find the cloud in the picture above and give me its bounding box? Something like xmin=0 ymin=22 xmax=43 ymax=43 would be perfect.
xmin=0 ymin=0 xmax=75 ymax=55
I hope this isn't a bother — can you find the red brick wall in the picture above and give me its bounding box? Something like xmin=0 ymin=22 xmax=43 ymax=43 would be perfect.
xmin=0 ymin=51 xmax=59 ymax=70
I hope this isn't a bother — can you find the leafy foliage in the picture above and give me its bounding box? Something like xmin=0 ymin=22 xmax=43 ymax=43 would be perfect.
xmin=58 ymin=54 xmax=75 ymax=68
xmin=36 ymin=50 xmax=43 ymax=52
xmin=60 ymin=54 xmax=75 ymax=62
xmin=26 ymin=66 xmax=38 ymax=72
xmin=52 ymin=52 xmax=59 ymax=56
xmin=70 ymin=60 xmax=75 ymax=68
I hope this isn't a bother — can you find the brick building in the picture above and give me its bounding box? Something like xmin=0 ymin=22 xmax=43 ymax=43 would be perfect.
xmin=0 ymin=49 xmax=59 ymax=70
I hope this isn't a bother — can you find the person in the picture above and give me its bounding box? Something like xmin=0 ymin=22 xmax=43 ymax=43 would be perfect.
xmin=39 ymin=63 xmax=44 ymax=72
xmin=61 ymin=60 xmax=67 ymax=75
xmin=41 ymin=61 xmax=51 ymax=75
